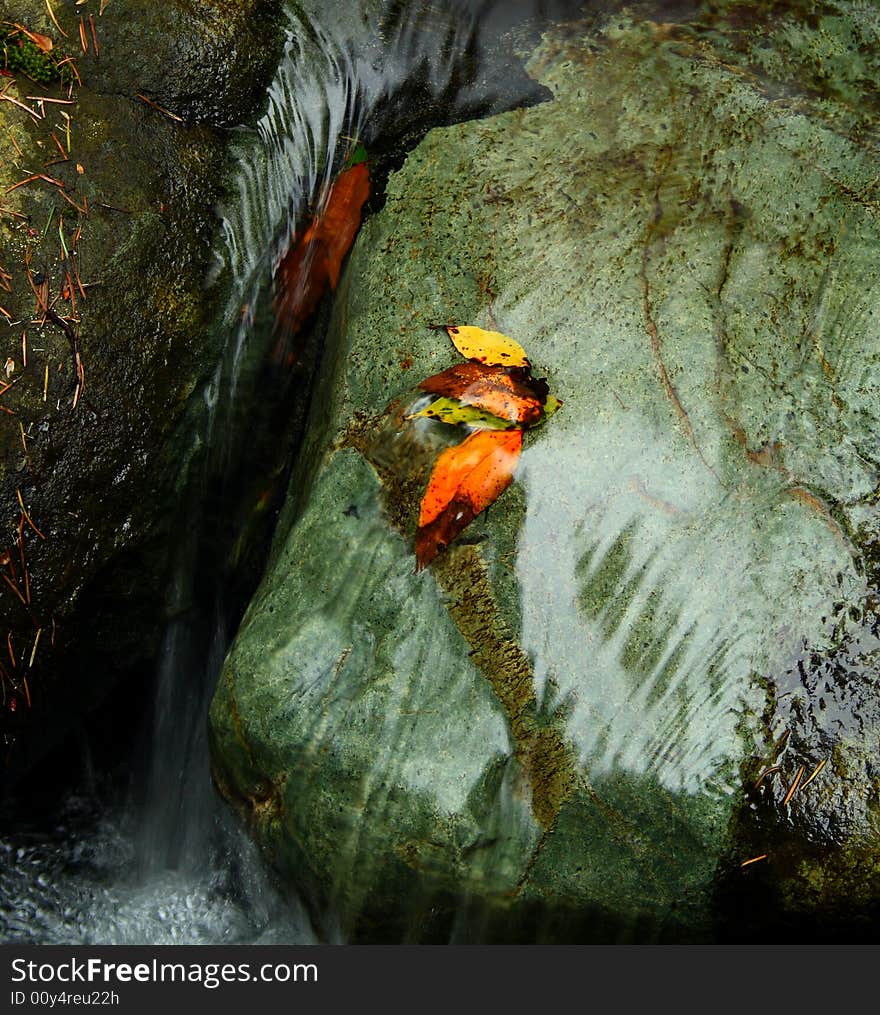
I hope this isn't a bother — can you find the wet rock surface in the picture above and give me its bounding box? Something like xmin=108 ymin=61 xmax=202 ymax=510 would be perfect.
xmin=212 ymin=0 xmax=880 ymax=940
xmin=0 ymin=1 xmax=285 ymax=781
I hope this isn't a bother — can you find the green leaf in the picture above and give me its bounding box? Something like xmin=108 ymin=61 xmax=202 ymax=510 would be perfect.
xmin=344 ymin=143 xmax=369 ymax=169
xmin=407 ymin=397 xmax=518 ymax=430
xmin=407 ymin=393 xmax=563 ymax=431
xmin=533 ymin=394 xmax=563 ymax=426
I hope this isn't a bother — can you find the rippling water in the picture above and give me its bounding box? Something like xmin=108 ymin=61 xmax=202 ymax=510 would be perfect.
xmin=5 ymin=0 xmax=878 ymax=945
xmin=0 ymin=0 xmax=597 ymax=946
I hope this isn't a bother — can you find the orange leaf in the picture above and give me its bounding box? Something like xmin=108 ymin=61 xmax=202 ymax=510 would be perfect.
xmin=274 ymin=161 xmax=370 ymax=336
xmin=418 ymin=362 xmax=547 ymax=426
xmin=415 ymin=429 xmax=522 ymax=571
xmin=11 ymin=24 xmax=54 ymax=52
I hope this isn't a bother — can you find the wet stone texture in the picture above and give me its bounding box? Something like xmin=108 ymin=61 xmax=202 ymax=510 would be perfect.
xmin=210 ymin=1 xmax=880 ymax=941
xmin=0 ymin=1 xmax=284 ymax=780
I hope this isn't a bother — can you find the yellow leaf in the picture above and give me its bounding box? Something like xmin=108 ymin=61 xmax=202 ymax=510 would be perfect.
xmin=445 ymin=325 xmax=531 ymax=368
xmin=407 ymin=397 xmax=517 ymax=430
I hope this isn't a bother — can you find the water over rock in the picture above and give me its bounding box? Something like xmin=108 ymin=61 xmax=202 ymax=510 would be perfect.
xmin=210 ymin=2 xmax=880 ymax=940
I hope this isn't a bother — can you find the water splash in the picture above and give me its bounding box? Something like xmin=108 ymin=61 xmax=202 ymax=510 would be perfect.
xmin=0 ymin=0 xmax=586 ymax=945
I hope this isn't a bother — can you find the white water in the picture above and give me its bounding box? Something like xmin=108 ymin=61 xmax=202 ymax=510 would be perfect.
xmin=0 ymin=0 xmax=576 ymax=945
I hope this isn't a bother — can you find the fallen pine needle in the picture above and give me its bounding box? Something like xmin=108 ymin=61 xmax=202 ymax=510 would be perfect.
xmin=783 ymin=765 xmax=805 ymax=807
xmin=50 ymin=132 xmax=68 ymax=160
xmin=56 ymin=60 xmax=81 ymax=88
xmin=17 ymin=489 xmax=46 ymax=540
xmin=79 ymin=16 xmax=89 ymax=53
xmin=800 ymin=758 xmax=827 ymax=791
xmin=28 ymin=628 xmax=41 ymax=668
xmin=58 ymin=188 xmax=87 ymax=214
xmin=754 ymin=764 xmax=780 ymax=788
xmin=26 ymin=95 xmax=75 ymax=105
xmin=24 ymin=249 xmax=48 ymax=315
xmin=2 ymin=573 xmax=26 ymax=605
xmin=6 ymin=172 xmax=65 ymax=194
xmin=89 ymin=14 xmax=99 ymax=57
xmin=740 ymin=854 xmax=768 ymax=868
xmin=43 ymin=359 xmax=50 ymax=401
xmin=135 ymin=93 xmax=184 ymax=123
xmin=45 ymin=0 xmax=69 ymax=38
xmin=0 ymin=92 xmax=41 ymax=122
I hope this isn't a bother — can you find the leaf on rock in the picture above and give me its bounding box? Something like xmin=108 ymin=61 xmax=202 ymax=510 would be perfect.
xmin=274 ymin=160 xmax=370 ymax=335
xmin=406 ymin=396 xmax=518 ymax=430
xmin=534 ymin=394 xmax=563 ymax=425
xmin=444 ymin=325 xmax=531 ymax=368
xmin=11 ymin=24 xmax=54 ymax=52
xmin=416 ymin=428 xmax=523 ymax=571
xmin=418 ymin=362 xmax=546 ymax=426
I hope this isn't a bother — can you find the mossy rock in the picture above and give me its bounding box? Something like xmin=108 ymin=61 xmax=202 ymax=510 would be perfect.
xmin=210 ymin=2 xmax=880 ymax=940
xmin=0 ymin=0 xmax=286 ymax=781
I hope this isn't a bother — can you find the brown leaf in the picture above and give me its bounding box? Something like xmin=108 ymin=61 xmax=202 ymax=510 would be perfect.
xmin=418 ymin=362 xmax=547 ymax=426
xmin=11 ymin=24 xmax=54 ymax=52
xmin=415 ymin=428 xmax=522 ymax=570
xmin=274 ymin=161 xmax=370 ymax=337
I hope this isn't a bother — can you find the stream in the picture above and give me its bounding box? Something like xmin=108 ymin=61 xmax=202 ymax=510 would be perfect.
xmin=0 ymin=0 xmax=599 ymax=946
xmin=2 ymin=0 xmax=879 ymax=945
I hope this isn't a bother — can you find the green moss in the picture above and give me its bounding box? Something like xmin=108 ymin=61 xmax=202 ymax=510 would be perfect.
xmin=1 ymin=31 xmax=76 ymax=85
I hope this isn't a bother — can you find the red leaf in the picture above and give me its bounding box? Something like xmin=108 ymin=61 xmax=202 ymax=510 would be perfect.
xmin=274 ymin=161 xmax=370 ymax=336
xmin=415 ymin=428 xmax=522 ymax=571
xmin=417 ymin=362 xmax=546 ymax=426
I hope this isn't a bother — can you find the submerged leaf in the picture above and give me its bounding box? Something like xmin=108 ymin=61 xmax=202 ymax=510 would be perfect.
xmin=416 ymin=428 xmax=522 ymax=570
xmin=410 ymin=392 xmax=563 ymax=431
xmin=444 ymin=325 xmax=531 ymax=368
xmin=407 ymin=396 xmax=517 ymax=430
xmin=418 ymin=362 xmax=546 ymax=426
xmin=274 ymin=161 xmax=370 ymax=335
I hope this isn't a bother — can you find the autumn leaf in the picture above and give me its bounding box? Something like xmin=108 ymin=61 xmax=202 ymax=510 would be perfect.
xmin=409 ymin=392 xmax=563 ymax=430
xmin=274 ymin=160 xmax=370 ymax=336
xmin=418 ymin=361 xmax=547 ymax=426
xmin=10 ymin=24 xmax=54 ymax=52
xmin=536 ymin=394 xmax=563 ymax=423
xmin=406 ymin=396 xmax=517 ymax=430
xmin=441 ymin=325 xmax=531 ymax=368
xmin=415 ymin=428 xmax=522 ymax=571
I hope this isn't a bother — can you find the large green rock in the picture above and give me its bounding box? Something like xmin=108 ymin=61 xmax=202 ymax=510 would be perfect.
xmin=210 ymin=2 xmax=880 ymax=940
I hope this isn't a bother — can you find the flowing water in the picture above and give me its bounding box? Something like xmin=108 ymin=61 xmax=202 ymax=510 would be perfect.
xmin=0 ymin=0 xmax=601 ymax=945
xmin=3 ymin=0 xmax=879 ymax=944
